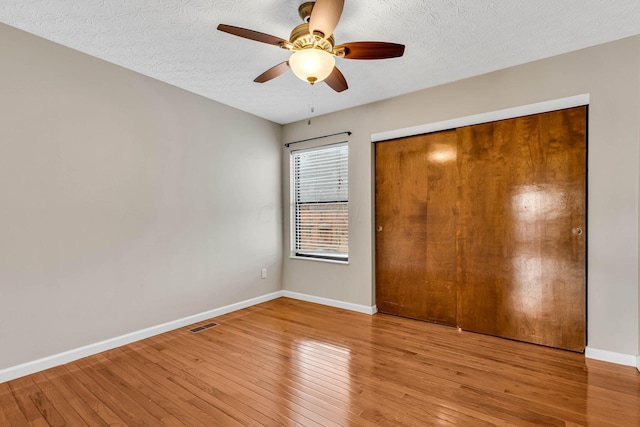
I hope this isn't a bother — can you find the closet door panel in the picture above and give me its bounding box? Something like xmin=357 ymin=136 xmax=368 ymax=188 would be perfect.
xmin=456 ymin=107 xmax=586 ymax=351
xmin=375 ymin=130 xmax=457 ymax=325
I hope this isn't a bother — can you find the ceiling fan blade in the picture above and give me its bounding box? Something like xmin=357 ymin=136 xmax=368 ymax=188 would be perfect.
xmin=254 ymin=62 xmax=290 ymax=83
xmin=217 ymin=24 xmax=287 ymax=46
xmin=336 ymin=41 xmax=405 ymax=60
xmin=324 ymin=66 xmax=348 ymax=92
xmin=308 ymin=0 xmax=344 ymax=38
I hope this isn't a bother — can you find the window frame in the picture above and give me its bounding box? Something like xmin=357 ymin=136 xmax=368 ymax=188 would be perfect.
xmin=290 ymin=142 xmax=349 ymax=263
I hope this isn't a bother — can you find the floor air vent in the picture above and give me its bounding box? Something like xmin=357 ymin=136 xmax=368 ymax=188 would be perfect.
xmin=189 ymin=322 xmax=219 ymax=333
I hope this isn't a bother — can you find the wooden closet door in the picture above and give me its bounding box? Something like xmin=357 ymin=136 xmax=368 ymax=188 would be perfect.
xmin=456 ymin=107 xmax=586 ymax=351
xmin=375 ymin=130 xmax=458 ymax=325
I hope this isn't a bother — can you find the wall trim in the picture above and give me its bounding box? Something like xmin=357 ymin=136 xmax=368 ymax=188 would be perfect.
xmin=282 ymin=290 xmax=377 ymax=315
xmin=637 ymin=355 xmax=640 ymax=373
xmin=3 ymin=291 xmax=632 ymax=383
xmin=0 ymin=291 xmax=284 ymax=384
xmin=371 ymin=94 xmax=590 ymax=142
xmin=585 ymin=347 xmax=637 ymax=367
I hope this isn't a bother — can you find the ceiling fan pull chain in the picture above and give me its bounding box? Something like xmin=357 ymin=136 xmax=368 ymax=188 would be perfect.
xmin=307 ymin=84 xmax=315 ymax=125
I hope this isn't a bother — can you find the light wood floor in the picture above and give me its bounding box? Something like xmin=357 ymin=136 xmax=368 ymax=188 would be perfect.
xmin=1 ymin=298 xmax=639 ymax=426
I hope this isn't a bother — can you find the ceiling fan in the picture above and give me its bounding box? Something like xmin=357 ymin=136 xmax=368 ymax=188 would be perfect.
xmin=217 ymin=0 xmax=405 ymax=92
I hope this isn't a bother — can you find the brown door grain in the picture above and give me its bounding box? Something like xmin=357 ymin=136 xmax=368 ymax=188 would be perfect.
xmin=375 ymin=130 xmax=458 ymax=325
xmin=456 ymin=107 xmax=586 ymax=351
xmin=375 ymin=106 xmax=587 ymax=351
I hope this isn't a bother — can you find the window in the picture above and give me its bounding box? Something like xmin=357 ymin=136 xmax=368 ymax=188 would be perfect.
xmin=291 ymin=142 xmax=348 ymax=261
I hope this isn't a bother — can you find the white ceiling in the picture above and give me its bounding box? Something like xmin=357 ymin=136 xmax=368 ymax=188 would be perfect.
xmin=1 ymin=1 xmax=640 ymax=124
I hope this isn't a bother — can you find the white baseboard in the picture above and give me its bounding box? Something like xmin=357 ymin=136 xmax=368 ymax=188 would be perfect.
xmin=0 ymin=291 xmax=284 ymax=384
xmin=12 ymin=291 xmax=634 ymax=383
xmin=282 ymin=290 xmax=377 ymax=315
xmin=585 ymin=347 xmax=637 ymax=367
xmin=637 ymin=355 xmax=640 ymax=373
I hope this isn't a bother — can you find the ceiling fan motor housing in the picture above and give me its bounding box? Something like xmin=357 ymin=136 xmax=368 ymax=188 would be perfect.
xmin=298 ymin=2 xmax=315 ymax=22
xmin=289 ymin=23 xmax=335 ymax=52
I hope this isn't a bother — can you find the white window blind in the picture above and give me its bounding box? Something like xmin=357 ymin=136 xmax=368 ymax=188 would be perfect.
xmin=292 ymin=143 xmax=348 ymax=261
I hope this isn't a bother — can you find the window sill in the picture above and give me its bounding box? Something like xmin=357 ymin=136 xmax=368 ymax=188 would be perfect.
xmin=289 ymin=256 xmax=349 ymax=265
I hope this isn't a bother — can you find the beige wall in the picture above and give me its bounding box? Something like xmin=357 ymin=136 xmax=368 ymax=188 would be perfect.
xmin=283 ymin=36 xmax=640 ymax=357
xmin=0 ymin=23 xmax=282 ymax=370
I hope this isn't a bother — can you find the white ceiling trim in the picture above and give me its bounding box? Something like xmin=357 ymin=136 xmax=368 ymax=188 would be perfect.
xmin=371 ymin=94 xmax=590 ymax=142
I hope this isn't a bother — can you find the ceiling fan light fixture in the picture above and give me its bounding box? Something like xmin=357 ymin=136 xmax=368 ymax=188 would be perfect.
xmin=289 ymin=48 xmax=335 ymax=85
xmin=217 ymin=0 xmax=404 ymax=92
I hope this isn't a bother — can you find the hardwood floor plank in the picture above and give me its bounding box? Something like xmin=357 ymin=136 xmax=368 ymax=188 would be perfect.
xmin=197 ymin=330 xmax=440 ymax=426
xmin=29 ymin=372 xmax=90 ymax=426
xmin=172 ymin=321 xmax=419 ymax=426
xmin=0 ymin=383 xmax=30 ymax=426
xmin=6 ymin=377 xmax=52 ymax=427
xmin=226 ymin=308 xmax=564 ymax=424
xmin=65 ymin=361 xmax=166 ymax=426
xmin=147 ymin=339 xmax=333 ymax=427
xmin=76 ymin=356 xmax=186 ymax=426
xmin=37 ymin=369 xmax=108 ymax=426
xmin=176 ymin=343 xmax=366 ymax=427
xmin=270 ymin=302 xmax=624 ymax=423
xmin=44 ymin=365 xmax=126 ymax=426
xmin=174 ymin=312 xmax=538 ymax=426
xmin=104 ymin=347 xmax=229 ymax=426
xmin=129 ymin=341 xmax=303 ymax=426
xmin=1 ymin=297 xmax=639 ymax=426
xmin=106 ymin=347 xmax=269 ymax=427
xmin=29 ymin=389 xmax=67 ymax=427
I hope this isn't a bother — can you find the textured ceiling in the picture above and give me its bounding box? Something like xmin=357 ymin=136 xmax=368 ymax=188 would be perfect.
xmin=1 ymin=1 xmax=640 ymax=124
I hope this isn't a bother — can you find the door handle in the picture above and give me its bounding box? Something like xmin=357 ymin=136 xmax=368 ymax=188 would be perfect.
xmin=572 ymin=227 xmax=583 ymax=236
xmin=376 ymin=226 xmax=383 ymax=232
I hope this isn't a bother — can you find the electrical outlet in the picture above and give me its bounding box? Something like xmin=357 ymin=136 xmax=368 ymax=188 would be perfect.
xmin=261 ymin=268 xmax=267 ymax=279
